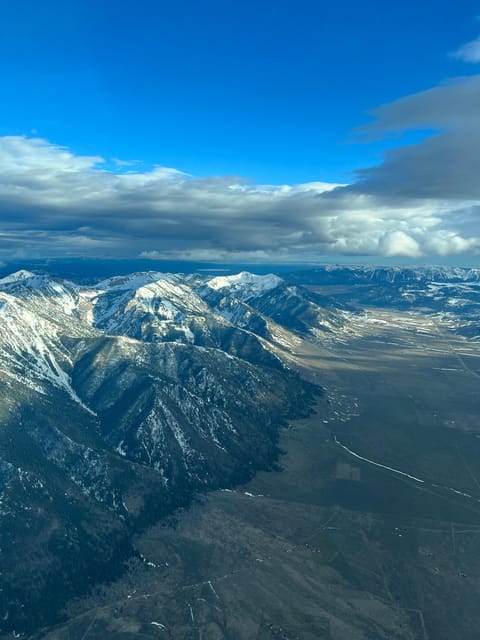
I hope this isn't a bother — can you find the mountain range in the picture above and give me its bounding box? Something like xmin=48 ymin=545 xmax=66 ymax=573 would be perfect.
xmin=287 ymin=264 xmax=480 ymax=338
xmin=1 ymin=264 xmax=479 ymax=636
xmin=0 ymin=269 xmax=339 ymax=635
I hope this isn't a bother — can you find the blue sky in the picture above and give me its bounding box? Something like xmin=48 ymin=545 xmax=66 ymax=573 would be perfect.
xmin=0 ymin=0 xmax=479 ymax=263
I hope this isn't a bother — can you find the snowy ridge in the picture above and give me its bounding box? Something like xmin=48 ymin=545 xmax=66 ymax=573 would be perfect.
xmin=0 ymin=270 xmax=81 ymax=318
xmin=320 ymin=264 xmax=480 ymax=283
xmin=0 ymin=268 xmax=316 ymax=476
xmin=94 ymin=271 xmax=182 ymax=291
xmin=0 ymin=291 xmax=95 ymax=412
xmin=0 ymin=269 xmax=38 ymax=285
xmin=93 ymin=278 xmax=208 ymax=323
xmin=0 ymin=267 xmax=344 ymax=411
xmin=207 ymin=272 xmax=283 ymax=299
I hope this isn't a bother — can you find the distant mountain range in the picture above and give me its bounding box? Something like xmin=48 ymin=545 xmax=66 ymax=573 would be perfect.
xmin=288 ymin=265 xmax=480 ymax=338
xmin=287 ymin=264 xmax=480 ymax=284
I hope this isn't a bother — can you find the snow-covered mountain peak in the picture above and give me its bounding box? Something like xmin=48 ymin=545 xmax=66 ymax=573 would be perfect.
xmin=0 ymin=271 xmax=82 ymax=319
xmin=207 ymin=272 xmax=283 ymax=298
xmin=130 ymin=279 xmax=210 ymax=315
xmin=0 ymin=269 xmax=38 ymax=285
xmin=94 ymin=271 xmax=181 ymax=293
xmin=81 ymin=272 xmax=213 ymax=339
xmin=0 ymin=270 xmax=66 ymax=292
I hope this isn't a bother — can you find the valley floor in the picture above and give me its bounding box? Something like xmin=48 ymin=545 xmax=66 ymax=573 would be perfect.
xmin=30 ymin=309 xmax=480 ymax=640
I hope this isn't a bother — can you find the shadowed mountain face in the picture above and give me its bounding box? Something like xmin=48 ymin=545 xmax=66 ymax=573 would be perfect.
xmin=0 ymin=270 xmax=329 ymax=635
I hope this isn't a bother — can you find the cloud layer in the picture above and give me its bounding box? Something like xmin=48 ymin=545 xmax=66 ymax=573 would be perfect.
xmin=1 ymin=71 xmax=480 ymax=264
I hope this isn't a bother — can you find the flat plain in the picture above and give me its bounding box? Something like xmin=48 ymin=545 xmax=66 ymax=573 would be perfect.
xmin=33 ymin=308 xmax=480 ymax=640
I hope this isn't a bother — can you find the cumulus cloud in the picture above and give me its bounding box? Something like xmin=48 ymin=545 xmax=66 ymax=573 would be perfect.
xmin=452 ymin=35 xmax=480 ymax=63
xmin=378 ymin=231 xmax=422 ymax=258
xmin=0 ymin=106 xmax=479 ymax=263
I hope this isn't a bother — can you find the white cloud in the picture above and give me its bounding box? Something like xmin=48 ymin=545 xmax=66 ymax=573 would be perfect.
xmin=0 ymin=136 xmax=104 ymax=172
xmin=0 ymin=135 xmax=478 ymax=262
xmin=378 ymin=231 xmax=422 ymax=257
xmin=452 ymin=36 xmax=480 ymax=63
xmin=424 ymin=231 xmax=479 ymax=256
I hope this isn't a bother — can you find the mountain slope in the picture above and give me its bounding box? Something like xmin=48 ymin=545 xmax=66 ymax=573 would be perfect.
xmin=0 ymin=270 xmax=319 ymax=636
